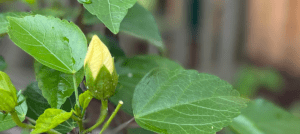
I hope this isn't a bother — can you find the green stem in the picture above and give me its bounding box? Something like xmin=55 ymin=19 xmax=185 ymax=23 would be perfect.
xmin=11 ymin=110 xmax=34 ymax=129
xmin=83 ymin=99 xmax=108 ymax=134
xmin=99 ymin=100 xmax=123 ymax=134
xmin=71 ymin=114 xmax=82 ymax=122
xmin=72 ymin=73 xmax=80 ymax=107
xmin=73 ymin=73 xmax=84 ymax=132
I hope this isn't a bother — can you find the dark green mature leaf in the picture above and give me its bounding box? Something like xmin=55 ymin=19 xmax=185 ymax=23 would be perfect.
xmin=0 ymin=12 xmax=30 ymax=35
xmin=31 ymin=108 xmax=72 ymax=134
xmin=7 ymin=15 xmax=87 ymax=73
xmin=109 ymin=55 xmax=183 ymax=115
xmin=0 ymin=94 xmax=27 ymax=131
xmin=34 ymin=61 xmax=84 ymax=108
xmin=133 ymin=69 xmax=248 ymax=134
xmin=127 ymin=127 xmax=155 ymax=134
xmin=120 ymin=3 xmax=165 ymax=52
xmin=83 ymin=0 xmax=137 ymax=34
xmin=0 ymin=56 xmax=7 ymax=71
xmin=230 ymin=99 xmax=300 ymax=134
xmin=23 ymin=82 xmax=78 ymax=133
xmin=83 ymin=4 xmax=165 ymax=51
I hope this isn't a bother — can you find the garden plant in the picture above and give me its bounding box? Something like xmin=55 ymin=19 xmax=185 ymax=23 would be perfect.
xmin=1 ymin=0 xmax=300 ymax=134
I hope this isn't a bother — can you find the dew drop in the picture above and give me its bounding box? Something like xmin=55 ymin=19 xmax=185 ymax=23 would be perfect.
xmin=211 ymin=126 xmax=213 ymax=129
xmin=127 ymin=73 xmax=133 ymax=78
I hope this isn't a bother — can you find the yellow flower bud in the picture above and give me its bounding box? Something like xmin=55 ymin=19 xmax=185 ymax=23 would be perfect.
xmin=84 ymin=35 xmax=118 ymax=100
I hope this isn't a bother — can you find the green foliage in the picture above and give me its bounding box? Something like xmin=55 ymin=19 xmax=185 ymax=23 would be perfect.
xmin=79 ymin=90 xmax=93 ymax=110
xmin=0 ymin=94 xmax=27 ymax=131
xmin=234 ymin=66 xmax=284 ymax=97
xmin=133 ymin=68 xmax=248 ymax=134
xmin=34 ymin=61 xmax=84 ymax=108
xmin=7 ymin=15 xmax=87 ymax=73
xmin=120 ymin=3 xmax=165 ymax=52
xmin=127 ymin=128 xmax=155 ymax=134
xmin=0 ymin=12 xmax=30 ymax=36
xmin=23 ymin=82 xmax=78 ymax=133
xmin=0 ymin=72 xmax=18 ymax=112
xmin=84 ymin=4 xmax=166 ymax=52
xmin=109 ymin=55 xmax=183 ymax=115
xmin=230 ymin=99 xmax=300 ymax=134
xmin=83 ymin=0 xmax=137 ymax=34
xmin=31 ymin=108 xmax=73 ymax=134
xmin=0 ymin=56 xmax=7 ymax=71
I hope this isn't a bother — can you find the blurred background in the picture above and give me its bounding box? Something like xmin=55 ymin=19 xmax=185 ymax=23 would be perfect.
xmin=1 ymin=0 xmax=300 ymax=133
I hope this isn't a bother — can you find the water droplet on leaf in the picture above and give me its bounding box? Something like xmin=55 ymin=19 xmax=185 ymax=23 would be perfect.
xmin=127 ymin=73 xmax=133 ymax=78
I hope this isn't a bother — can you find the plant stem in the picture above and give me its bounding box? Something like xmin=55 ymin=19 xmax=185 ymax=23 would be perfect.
xmin=99 ymin=101 xmax=123 ymax=134
xmin=25 ymin=116 xmax=36 ymax=124
xmin=11 ymin=110 xmax=34 ymax=129
xmin=73 ymin=73 xmax=84 ymax=132
xmin=73 ymin=73 xmax=80 ymax=107
xmin=71 ymin=114 xmax=82 ymax=122
xmin=83 ymin=99 xmax=108 ymax=134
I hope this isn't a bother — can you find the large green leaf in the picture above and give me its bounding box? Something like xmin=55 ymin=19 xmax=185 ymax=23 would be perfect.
xmin=34 ymin=61 xmax=84 ymax=108
xmin=133 ymin=69 xmax=248 ymax=134
xmin=230 ymin=99 xmax=300 ymax=134
xmin=0 ymin=94 xmax=28 ymax=131
xmin=83 ymin=4 xmax=165 ymax=51
xmin=0 ymin=56 xmax=7 ymax=71
xmin=0 ymin=12 xmax=30 ymax=35
xmin=120 ymin=3 xmax=165 ymax=52
xmin=31 ymin=108 xmax=72 ymax=134
xmin=83 ymin=0 xmax=137 ymax=34
xmin=23 ymin=82 xmax=78 ymax=133
xmin=109 ymin=55 xmax=183 ymax=115
xmin=7 ymin=15 xmax=87 ymax=73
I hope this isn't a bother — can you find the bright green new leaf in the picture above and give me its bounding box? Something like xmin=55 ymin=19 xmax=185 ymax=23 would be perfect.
xmin=120 ymin=3 xmax=165 ymax=52
xmin=31 ymin=108 xmax=73 ymax=134
xmin=83 ymin=0 xmax=137 ymax=34
xmin=7 ymin=15 xmax=87 ymax=73
xmin=230 ymin=99 xmax=300 ymax=134
xmin=79 ymin=90 xmax=93 ymax=110
xmin=0 ymin=71 xmax=18 ymax=112
xmin=0 ymin=56 xmax=7 ymax=71
xmin=0 ymin=94 xmax=28 ymax=131
xmin=133 ymin=69 xmax=248 ymax=134
xmin=78 ymin=0 xmax=91 ymax=4
xmin=0 ymin=12 xmax=30 ymax=35
xmin=23 ymin=82 xmax=78 ymax=133
xmin=110 ymin=55 xmax=183 ymax=115
xmin=34 ymin=61 xmax=84 ymax=108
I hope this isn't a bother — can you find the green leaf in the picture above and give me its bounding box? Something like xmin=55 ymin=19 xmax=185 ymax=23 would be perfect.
xmin=0 ymin=56 xmax=7 ymax=71
xmin=0 ymin=94 xmax=28 ymax=131
xmin=230 ymin=99 xmax=300 ymax=134
xmin=0 ymin=12 xmax=30 ymax=36
xmin=23 ymin=82 xmax=78 ymax=133
xmin=127 ymin=127 xmax=155 ymax=134
xmin=7 ymin=15 xmax=87 ymax=73
xmin=31 ymin=108 xmax=72 ymax=134
xmin=34 ymin=61 xmax=84 ymax=108
xmin=234 ymin=66 xmax=284 ymax=97
xmin=120 ymin=3 xmax=165 ymax=52
xmin=83 ymin=0 xmax=137 ymax=34
xmin=133 ymin=68 xmax=248 ymax=134
xmin=0 ymin=71 xmax=17 ymax=105
xmin=109 ymin=55 xmax=183 ymax=115
xmin=78 ymin=0 xmax=91 ymax=4
xmin=79 ymin=90 xmax=93 ymax=110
